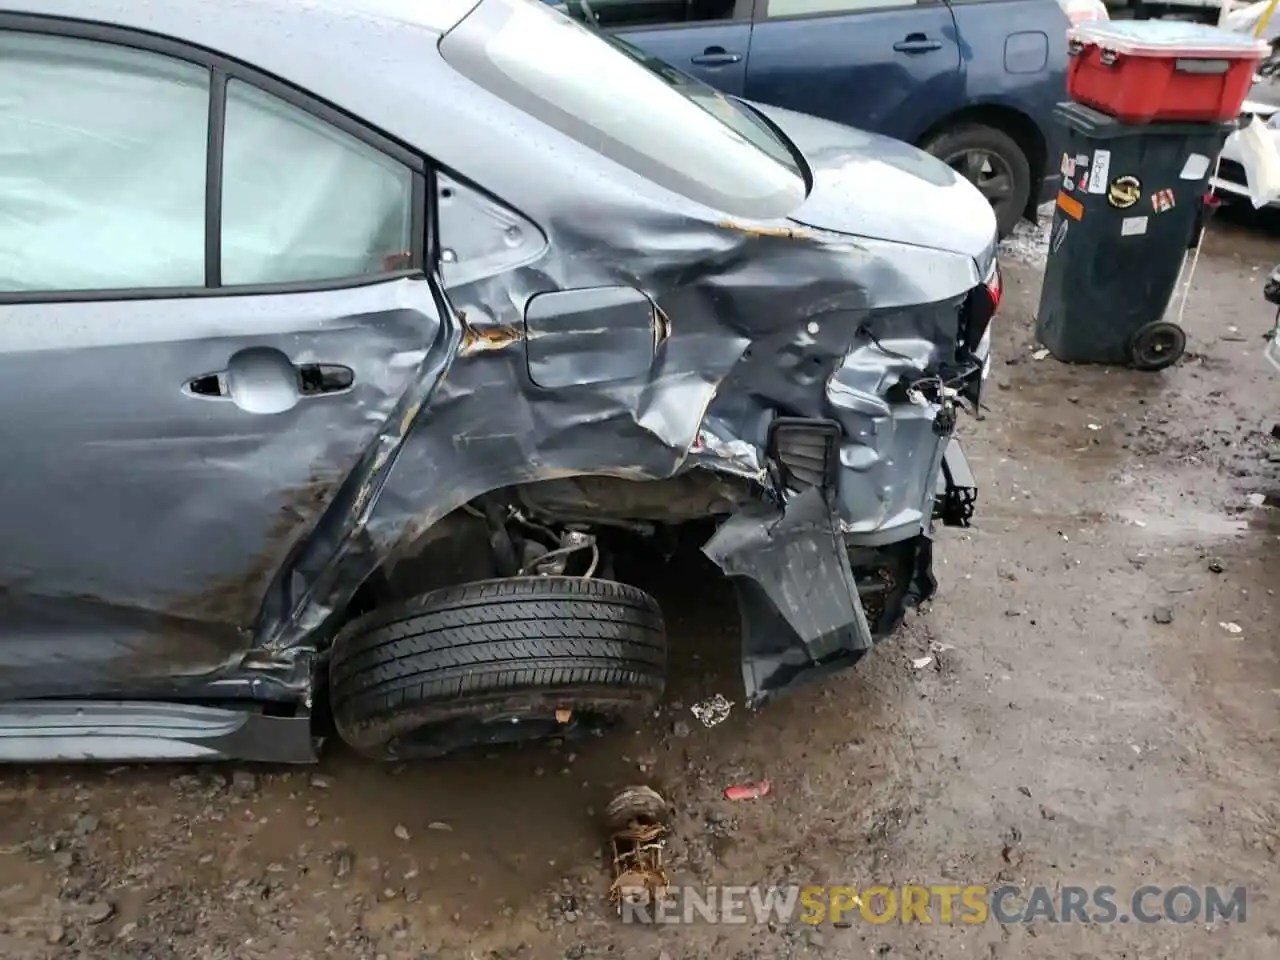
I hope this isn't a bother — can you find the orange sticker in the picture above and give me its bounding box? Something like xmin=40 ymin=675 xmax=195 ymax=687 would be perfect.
xmin=1056 ymin=191 xmax=1084 ymax=221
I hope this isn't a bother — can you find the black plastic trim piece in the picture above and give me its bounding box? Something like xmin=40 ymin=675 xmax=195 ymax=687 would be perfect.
xmin=935 ymin=438 xmax=977 ymax=528
xmin=206 ymin=69 xmax=227 ymax=288
xmin=767 ymin=417 xmax=843 ymax=502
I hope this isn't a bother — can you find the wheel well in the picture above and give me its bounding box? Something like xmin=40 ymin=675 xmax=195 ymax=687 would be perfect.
xmin=918 ymin=104 xmax=1047 ymax=221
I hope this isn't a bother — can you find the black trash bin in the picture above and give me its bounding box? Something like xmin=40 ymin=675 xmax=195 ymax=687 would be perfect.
xmin=1035 ymin=101 xmax=1234 ymax=370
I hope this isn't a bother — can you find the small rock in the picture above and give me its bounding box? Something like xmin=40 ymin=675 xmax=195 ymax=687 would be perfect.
xmin=333 ymin=849 xmax=355 ymax=879
xmin=116 ymin=922 xmax=138 ymax=941
xmin=1152 ymin=606 xmax=1173 ymax=625
xmin=74 ymin=814 xmax=100 ymax=837
xmin=805 ymin=927 xmax=825 ymax=949
xmin=1208 ymin=558 xmax=1224 ymax=574
xmin=393 ymin=824 xmax=411 ymax=841
xmin=305 ymin=815 xmax=320 ymax=828
xmin=84 ymin=901 xmax=114 ymax=924
xmin=52 ymin=851 xmax=74 ymax=870
xmin=671 ymin=719 xmax=691 ymax=739
xmin=427 ymin=821 xmax=452 ymax=832
xmin=309 ymin=774 xmax=332 ymax=790
xmin=46 ymin=925 xmax=65 ymax=945
xmin=1017 ymin=785 xmax=1032 ymax=798
xmin=230 ymin=770 xmax=258 ymax=793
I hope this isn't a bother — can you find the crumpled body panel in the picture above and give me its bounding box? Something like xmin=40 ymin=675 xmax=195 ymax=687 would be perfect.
xmin=271 ymin=175 xmax=992 ymax=703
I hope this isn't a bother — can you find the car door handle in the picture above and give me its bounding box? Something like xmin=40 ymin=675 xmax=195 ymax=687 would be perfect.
xmin=184 ymin=349 xmax=355 ymax=414
xmin=691 ymin=47 xmax=742 ymax=66
xmin=893 ymin=35 xmax=943 ymax=54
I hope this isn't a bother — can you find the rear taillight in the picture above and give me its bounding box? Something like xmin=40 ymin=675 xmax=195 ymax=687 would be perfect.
xmin=961 ymin=259 xmax=1000 ymax=353
xmin=984 ymin=263 xmax=1002 ymax=313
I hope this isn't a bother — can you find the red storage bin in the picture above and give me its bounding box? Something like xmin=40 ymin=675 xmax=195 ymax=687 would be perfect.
xmin=1067 ymin=20 xmax=1269 ymax=124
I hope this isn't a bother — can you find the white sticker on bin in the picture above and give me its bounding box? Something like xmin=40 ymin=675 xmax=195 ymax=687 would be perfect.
xmin=1121 ymin=215 xmax=1149 ymax=236
xmin=1090 ymin=149 xmax=1111 ymax=194
xmin=1180 ymin=153 xmax=1211 ymax=180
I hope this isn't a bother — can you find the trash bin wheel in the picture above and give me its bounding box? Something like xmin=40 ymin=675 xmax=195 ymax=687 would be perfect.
xmin=1127 ymin=321 xmax=1186 ymax=371
xmin=329 ymin=577 xmax=666 ymax=761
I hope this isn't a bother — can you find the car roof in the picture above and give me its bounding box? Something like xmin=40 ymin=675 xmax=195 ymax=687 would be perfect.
xmin=2 ymin=0 xmax=699 ymax=225
xmin=5 ymin=0 xmax=482 ymax=39
xmin=4 ymin=0 xmax=492 ymax=163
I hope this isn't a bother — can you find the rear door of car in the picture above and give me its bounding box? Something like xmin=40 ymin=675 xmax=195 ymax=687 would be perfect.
xmin=744 ymin=0 xmax=963 ymax=141
xmin=589 ymin=0 xmax=757 ymax=94
xmin=0 ymin=19 xmax=441 ymax=697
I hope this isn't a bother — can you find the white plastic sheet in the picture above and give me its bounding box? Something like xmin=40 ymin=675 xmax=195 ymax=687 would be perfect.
xmin=1234 ymin=115 xmax=1280 ymax=206
xmin=1222 ymin=0 xmax=1280 ymax=42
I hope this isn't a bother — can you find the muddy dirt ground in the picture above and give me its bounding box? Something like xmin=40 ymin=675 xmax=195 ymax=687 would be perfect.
xmin=2 ymin=213 xmax=1279 ymax=960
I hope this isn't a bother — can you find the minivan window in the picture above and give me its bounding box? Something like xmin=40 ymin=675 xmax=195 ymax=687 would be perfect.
xmin=441 ymin=0 xmax=807 ymax=219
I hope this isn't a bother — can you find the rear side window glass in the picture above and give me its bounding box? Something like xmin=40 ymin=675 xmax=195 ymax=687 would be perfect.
xmin=0 ymin=32 xmax=209 ymax=293
xmin=442 ymin=0 xmax=807 ymax=219
xmin=221 ymin=80 xmax=415 ymax=286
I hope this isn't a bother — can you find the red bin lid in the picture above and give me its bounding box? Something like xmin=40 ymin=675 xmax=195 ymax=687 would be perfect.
xmin=1068 ymin=19 xmax=1270 ymax=58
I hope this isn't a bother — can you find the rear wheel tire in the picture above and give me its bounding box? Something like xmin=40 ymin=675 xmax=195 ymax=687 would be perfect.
xmin=329 ymin=577 xmax=667 ymax=761
xmin=923 ymin=123 xmax=1033 ymax=240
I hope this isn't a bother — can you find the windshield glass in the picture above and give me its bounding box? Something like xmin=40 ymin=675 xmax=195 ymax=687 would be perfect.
xmin=440 ymin=0 xmax=807 ymax=219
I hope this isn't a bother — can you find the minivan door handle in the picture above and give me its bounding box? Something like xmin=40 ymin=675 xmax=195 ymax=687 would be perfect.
xmin=893 ymin=34 xmax=943 ymax=54
xmin=691 ymin=46 xmax=743 ymax=66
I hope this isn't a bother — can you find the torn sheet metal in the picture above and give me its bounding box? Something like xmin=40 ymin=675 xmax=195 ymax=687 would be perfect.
xmin=703 ymin=487 xmax=875 ymax=704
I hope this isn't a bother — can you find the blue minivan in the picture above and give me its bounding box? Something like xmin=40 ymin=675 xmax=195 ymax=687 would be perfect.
xmin=555 ymin=0 xmax=1069 ymax=236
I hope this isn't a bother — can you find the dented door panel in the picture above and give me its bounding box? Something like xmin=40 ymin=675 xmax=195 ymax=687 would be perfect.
xmin=0 ymin=278 xmax=440 ymax=697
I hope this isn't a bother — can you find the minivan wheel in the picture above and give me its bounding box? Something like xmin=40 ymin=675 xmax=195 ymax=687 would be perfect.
xmin=923 ymin=123 xmax=1033 ymax=239
xmin=329 ymin=577 xmax=666 ymax=761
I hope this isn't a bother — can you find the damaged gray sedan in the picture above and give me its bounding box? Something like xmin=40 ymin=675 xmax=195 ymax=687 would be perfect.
xmin=0 ymin=0 xmax=997 ymax=763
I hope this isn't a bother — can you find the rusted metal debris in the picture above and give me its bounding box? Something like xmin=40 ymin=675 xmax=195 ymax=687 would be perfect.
xmin=605 ymin=785 xmax=670 ymax=913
